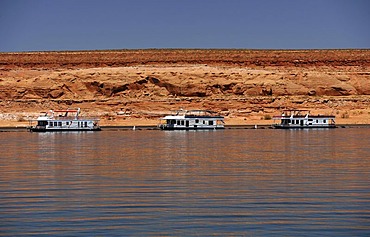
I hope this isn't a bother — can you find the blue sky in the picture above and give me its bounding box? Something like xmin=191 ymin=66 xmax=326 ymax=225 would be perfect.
xmin=0 ymin=0 xmax=369 ymax=52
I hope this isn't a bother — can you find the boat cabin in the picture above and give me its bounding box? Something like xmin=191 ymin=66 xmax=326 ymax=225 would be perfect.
xmin=158 ymin=109 xmax=225 ymax=130
xmin=273 ymin=110 xmax=336 ymax=129
xmin=28 ymin=108 xmax=101 ymax=132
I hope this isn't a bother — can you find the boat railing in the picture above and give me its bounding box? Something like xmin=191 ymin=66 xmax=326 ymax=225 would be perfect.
xmin=51 ymin=115 xmax=100 ymax=121
xmin=169 ymin=109 xmax=220 ymax=116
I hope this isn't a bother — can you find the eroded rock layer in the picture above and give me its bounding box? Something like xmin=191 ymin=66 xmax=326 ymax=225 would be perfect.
xmin=0 ymin=49 xmax=369 ymax=126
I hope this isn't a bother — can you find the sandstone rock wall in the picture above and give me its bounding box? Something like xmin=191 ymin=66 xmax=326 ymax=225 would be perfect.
xmin=0 ymin=49 xmax=369 ymax=125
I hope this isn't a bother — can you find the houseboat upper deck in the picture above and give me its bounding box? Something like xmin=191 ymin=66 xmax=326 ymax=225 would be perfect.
xmin=273 ymin=110 xmax=336 ymax=129
xmin=28 ymin=108 xmax=101 ymax=132
xmin=158 ymin=109 xmax=225 ymax=130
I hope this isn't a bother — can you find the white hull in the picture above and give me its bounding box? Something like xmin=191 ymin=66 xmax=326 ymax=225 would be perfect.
xmin=30 ymin=120 xmax=101 ymax=132
xmin=29 ymin=108 xmax=101 ymax=132
xmin=273 ymin=110 xmax=336 ymax=129
xmin=159 ymin=110 xmax=225 ymax=130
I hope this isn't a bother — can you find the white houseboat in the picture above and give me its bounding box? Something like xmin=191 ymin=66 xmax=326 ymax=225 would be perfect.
xmin=273 ymin=110 xmax=336 ymax=129
xmin=158 ymin=109 xmax=225 ymax=130
xmin=28 ymin=108 xmax=101 ymax=132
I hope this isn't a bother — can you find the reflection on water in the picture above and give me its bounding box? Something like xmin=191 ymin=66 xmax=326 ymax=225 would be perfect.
xmin=0 ymin=129 xmax=369 ymax=236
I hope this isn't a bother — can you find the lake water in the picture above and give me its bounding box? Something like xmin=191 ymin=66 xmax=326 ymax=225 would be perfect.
xmin=1 ymin=128 xmax=369 ymax=236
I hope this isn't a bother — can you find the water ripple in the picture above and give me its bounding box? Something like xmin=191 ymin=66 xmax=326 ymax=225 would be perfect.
xmin=0 ymin=129 xmax=369 ymax=236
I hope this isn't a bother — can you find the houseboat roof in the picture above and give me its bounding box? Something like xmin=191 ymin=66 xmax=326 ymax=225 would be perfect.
xmin=273 ymin=109 xmax=335 ymax=119
xmin=161 ymin=109 xmax=224 ymax=119
xmin=31 ymin=108 xmax=99 ymax=121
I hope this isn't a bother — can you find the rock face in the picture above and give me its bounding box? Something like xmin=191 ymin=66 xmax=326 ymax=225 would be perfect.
xmin=0 ymin=49 xmax=369 ymax=125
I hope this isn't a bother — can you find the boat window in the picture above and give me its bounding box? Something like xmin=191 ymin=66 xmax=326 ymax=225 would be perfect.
xmin=177 ymin=120 xmax=180 ymax=125
xmin=181 ymin=120 xmax=184 ymax=126
xmin=66 ymin=122 xmax=69 ymax=125
xmin=85 ymin=122 xmax=88 ymax=127
xmin=203 ymin=120 xmax=205 ymax=124
xmin=37 ymin=121 xmax=47 ymax=126
xmin=49 ymin=122 xmax=53 ymax=127
xmin=323 ymin=119 xmax=326 ymax=123
xmin=195 ymin=119 xmax=199 ymax=123
xmin=209 ymin=121 xmax=213 ymax=125
xmin=54 ymin=122 xmax=58 ymax=126
xmin=316 ymin=120 xmax=319 ymax=123
xmin=58 ymin=122 xmax=62 ymax=127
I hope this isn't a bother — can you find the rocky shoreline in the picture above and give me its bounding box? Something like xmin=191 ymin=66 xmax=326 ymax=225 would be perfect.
xmin=2 ymin=124 xmax=370 ymax=133
xmin=1 ymin=49 xmax=369 ymax=127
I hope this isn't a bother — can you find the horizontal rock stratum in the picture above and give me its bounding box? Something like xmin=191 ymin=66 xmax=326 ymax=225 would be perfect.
xmin=0 ymin=49 xmax=369 ymax=126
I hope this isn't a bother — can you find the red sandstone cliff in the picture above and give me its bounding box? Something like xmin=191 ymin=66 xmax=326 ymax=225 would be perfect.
xmin=0 ymin=49 xmax=369 ymax=126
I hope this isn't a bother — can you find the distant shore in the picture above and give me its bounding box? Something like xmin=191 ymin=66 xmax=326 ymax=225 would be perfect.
xmin=1 ymin=124 xmax=370 ymax=133
xmin=1 ymin=114 xmax=369 ymax=130
xmin=1 ymin=49 xmax=369 ymax=128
